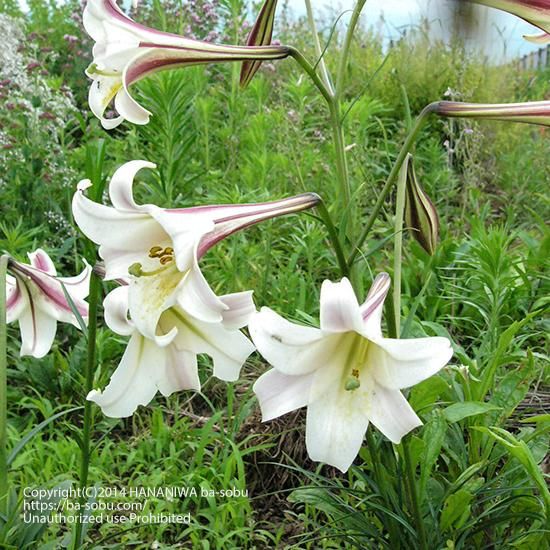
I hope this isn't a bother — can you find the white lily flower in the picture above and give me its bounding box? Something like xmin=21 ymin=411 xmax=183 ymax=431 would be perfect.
xmin=250 ymin=274 xmax=453 ymax=473
xmin=84 ymin=0 xmax=291 ymax=128
xmin=6 ymin=249 xmax=91 ymax=358
xmin=469 ymin=0 xmax=550 ymax=43
xmin=72 ymin=160 xmax=320 ymax=349
xmin=87 ymin=284 xmax=255 ymax=417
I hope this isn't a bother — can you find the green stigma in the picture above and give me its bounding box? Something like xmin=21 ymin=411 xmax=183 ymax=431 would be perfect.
xmin=345 ymin=377 xmax=361 ymax=391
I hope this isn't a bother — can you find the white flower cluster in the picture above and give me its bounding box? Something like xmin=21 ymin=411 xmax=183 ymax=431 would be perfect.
xmin=0 ymin=14 xmax=79 ymax=238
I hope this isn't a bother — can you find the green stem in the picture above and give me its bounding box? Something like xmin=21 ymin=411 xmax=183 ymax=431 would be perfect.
xmin=289 ymin=48 xmax=352 ymax=250
xmin=289 ymin=47 xmax=333 ymax=105
xmin=393 ymin=155 xmax=409 ymax=337
xmin=335 ymin=0 xmax=367 ymax=101
xmin=0 ymin=255 xmax=8 ymax=517
xmin=348 ymin=103 xmax=436 ymax=267
xmin=329 ymin=101 xmax=352 ymax=208
xmin=404 ymin=438 xmax=428 ymax=550
xmin=72 ymin=272 xmax=100 ymax=549
xmin=315 ymin=200 xmax=349 ymax=278
xmin=304 ymin=0 xmax=334 ymax=95
xmin=389 ymin=189 xmax=427 ymax=549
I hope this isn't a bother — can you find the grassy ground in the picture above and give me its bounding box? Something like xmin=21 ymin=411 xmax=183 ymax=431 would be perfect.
xmin=0 ymin=0 xmax=548 ymax=548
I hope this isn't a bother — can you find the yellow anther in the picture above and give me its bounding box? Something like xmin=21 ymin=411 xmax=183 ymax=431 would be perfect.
xmin=148 ymin=246 xmax=164 ymax=258
xmin=163 ymin=247 xmax=174 ymax=256
xmin=159 ymin=255 xmax=173 ymax=265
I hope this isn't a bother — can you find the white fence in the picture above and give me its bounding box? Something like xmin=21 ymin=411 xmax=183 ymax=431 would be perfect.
xmin=518 ymin=46 xmax=550 ymax=70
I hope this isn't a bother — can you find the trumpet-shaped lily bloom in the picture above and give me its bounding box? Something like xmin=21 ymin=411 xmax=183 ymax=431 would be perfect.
xmin=470 ymin=0 xmax=550 ymax=43
xmin=72 ymin=160 xmax=320 ymax=347
xmin=433 ymin=100 xmax=550 ymax=127
xmin=6 ymin=249 xmax=91 ymax=358
xmin=84 ymin=0 xmax=291 ymax=128
xmin=87 ymin=284 xmax=255 ymax=417
xmin=250 ymin=274 xmax=453 ymax=473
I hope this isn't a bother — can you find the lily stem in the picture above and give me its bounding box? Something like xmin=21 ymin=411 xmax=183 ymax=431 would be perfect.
xmin=73 ymin=271 xmax=100 ymax=550
xmin=288 ymin=50 xmax=352 ymax=209
xmin=329 ymin=101 xmax=352 ymax=212
xmin=389 ymin=175 xmax=428 ymax=549
xmin=348 ymin=103 xmax=436 ymax=267
xmin=0 ymin=255 xmax=8 ymax=517
xmin=289 ymin=48 xmax=333 ymax=105
xmin=289 ymin=48 xmax=354 ymax=278
xmin=315 ymin=200 xmax=349 ymax=278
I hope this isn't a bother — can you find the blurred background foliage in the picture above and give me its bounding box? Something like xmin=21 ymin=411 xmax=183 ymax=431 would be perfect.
xmin=0 ymin=0 xmax=548 ymax=547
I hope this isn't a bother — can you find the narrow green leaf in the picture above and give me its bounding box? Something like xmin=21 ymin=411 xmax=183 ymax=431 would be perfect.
xmin=443 ymin=401 xmax=501 ymax=423
xmin=441 ymin=489 xmax=473 ymax=531
xmin=475 ymin=426 xmax=550 ymax=512
xmin=8 ymin=406 xmax=83 ymax=465
xmin=60 ymin=281 xmax=88 ymax=335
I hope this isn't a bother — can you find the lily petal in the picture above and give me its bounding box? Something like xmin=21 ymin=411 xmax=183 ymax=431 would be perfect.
xmin=195 ymin=193 xmax=321 ymax=258
xmin=366 ymin=382 xmax=422 ymax=443
xmin=6 ymin=275 xmax=27 ymax=323
xmin=306 ymin=362 xmax=370 ymax=473
xmin=253 ymin=368 xmax=314 ymax=422
xmin=127 ymin=265 xmax=181 ymax=345
xmin=114 ymin=75 xmax=152 ymax=125
xmin=159 ymin=347 xmax=201 ymax=394
xmin=249 ymin=307 xmax=335 ymax=376
xmin=103 ymin=285 xmax=134 ymax=336
xmin=359 ymin=272 xmax=390 ymax=340
xmin=176 ymin=265 xmax=227 ymax=324
xmin=88 ymin=74 xmax=124 ymax=129
xmin=88 ymin=332 xmax=167 ymax=418
xmin=523 ymin=31 xmax=550 ymax=43
xmin=470 ymin=0 xmax=550 ymax=36
xmin=150 ymin=208 xmax=215 ymax=272
xmin=167 ymin=307 xmax=255 ymax=382
xmin=28 ymin=249 xmax=57 ymax=275
xmin=57 ymin=261 xmax=92 ymax=302
xmin=10 ymin=264 xmax=88 ymax=325
xmin=18 ymin=301 xmax=58 ymax=358
xmin=219 ymin=291 xmax=256 ymax=329
xmin=320 ymin=278 xmax=363 ymax=333
xmin=433 ymin=100 xmax=550 ymax=127
xmin=369 ymin=336 xmax=453 ymax=390
xmin=72 ymin=179 xmax=168 ymax=279
xmin=108 ymin=159 xmax=156 ymax=211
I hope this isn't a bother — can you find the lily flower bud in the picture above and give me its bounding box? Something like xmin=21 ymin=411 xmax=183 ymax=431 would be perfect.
xmin=240 ymin=0 xmax=279 ymax=88
xmin=404 ymin=159 xmax=439 ymax=255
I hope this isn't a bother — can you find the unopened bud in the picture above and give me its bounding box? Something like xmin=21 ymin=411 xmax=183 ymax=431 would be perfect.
xmin=404 ymin=159 xmax=439 ymax=255
xmin=240 ymin=0 xmax=278 ymax=88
